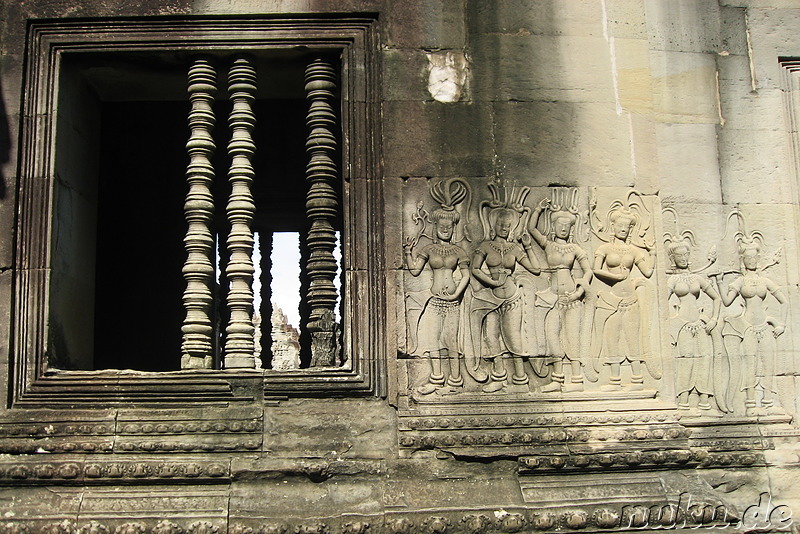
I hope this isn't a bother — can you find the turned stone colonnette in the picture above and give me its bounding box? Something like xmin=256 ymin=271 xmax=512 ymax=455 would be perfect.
xmin=304 ymin=58 xmax=342 ymax=368
xmin=223 ymin=56 xmax=258 ymax=370
xmin=181 ymin=59 xmax=218 ymax=370
xmin=180 ymin=56 xmax=342 ymax=369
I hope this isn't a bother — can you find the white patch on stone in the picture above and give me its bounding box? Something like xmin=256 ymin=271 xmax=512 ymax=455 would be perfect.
xmin=426 ymin=51 xmax=469 ymax=103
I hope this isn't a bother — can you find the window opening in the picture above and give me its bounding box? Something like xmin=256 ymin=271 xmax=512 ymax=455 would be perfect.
xmin=48 ymin=51 xmax=343 ymax=372
xmin=268 ymin=231 xmax=302 ymax=369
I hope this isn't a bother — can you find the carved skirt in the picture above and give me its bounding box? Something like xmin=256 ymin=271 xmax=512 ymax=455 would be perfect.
xmin=416 ymin=297 xmax=461 ymax=354
xmin=672 ymin=318 xmax=713 ymax=395
xmin=597 ymin=293 xmax=642 ymax=365
xmin=537 ymin=288 xmax=583 ymax=364
xmin=723 ymin=316 xmax=776 ymax=392
xmin=482 ymin=290 xmax=526 ymax=358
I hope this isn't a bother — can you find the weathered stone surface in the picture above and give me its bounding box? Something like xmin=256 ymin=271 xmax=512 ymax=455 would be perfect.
xmin=645 ymin=0 xmax=724 ymax=53
xmin=650 ymin=50 xmax=720 ymax=123
xmin=381 ymin=48 xmax=431 ymax=103
xmin=467 ymin=0 xmax=606 ymax=38
xmin=383 ymin=101 xmax=495 ymax=177
xmin=718 ymin=127 xmax=793 ymax=204
xmin=717 ymin=57 xmax=784 ymax=130
xmin=264 ymin=399 xmax=396 ymax=459
xmin=469 ymin=32 xmax=617 ymax=103
xmin=614 ymin=37 xmax=655 ymax=114
xmin=1 ymin=0 xmax=800 ymax=528
xmin=494 ymin=101 xmax=635 ymax=186
xmin=385 ymin=1 xmax=466 ymax=49
xmin=656 ymin=123 xmax=723 ymax=203
xmin=605 ymin=0 xmax=649 ymax=39
xmin=719 ymin=5 xmax=749 ymax=57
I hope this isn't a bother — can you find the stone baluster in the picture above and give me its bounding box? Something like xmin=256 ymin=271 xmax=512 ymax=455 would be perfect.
xmin=223 ymin=56 xmax=257 ymax=369
xmin=304 ymin=57 xmax=340 ymax=367
xmin=181 ymin=58 xmax=217 ymax=370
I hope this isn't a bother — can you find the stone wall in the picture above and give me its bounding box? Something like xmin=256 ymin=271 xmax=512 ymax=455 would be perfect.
xmin=1 ymin=0 xmax=799 ymax=532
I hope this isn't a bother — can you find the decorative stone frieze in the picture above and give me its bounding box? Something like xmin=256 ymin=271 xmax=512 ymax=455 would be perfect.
xmin=1 ymin=503 xmax=739 ymax=534
xmin=0 ymin=460 xmax=230 ymax=484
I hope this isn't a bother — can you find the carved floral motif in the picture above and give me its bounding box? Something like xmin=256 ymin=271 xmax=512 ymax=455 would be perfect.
xmin=77 ymin=523 xmax=108 ymax=534
xmin=152 ymin=521 xmax=183 ymax=534
xmin=39 ymin=521 xmax=75 ymax=534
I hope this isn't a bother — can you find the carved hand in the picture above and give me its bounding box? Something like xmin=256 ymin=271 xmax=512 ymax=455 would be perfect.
xmin=704 ymin=318 xmax=717 ymax=334
xmin=436 ymin=288 xmax=459 ymax=302
xmin=774 ymin=324 xmax=786 ymax=338
xmin=557 ymin=294 xmax=573 ymax=305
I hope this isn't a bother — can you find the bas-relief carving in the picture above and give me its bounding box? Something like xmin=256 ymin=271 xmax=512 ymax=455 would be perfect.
xmin=400 ymin=181 xmax=797 ymax=423
xmin=403 ymin=179 xmax=472 ymax=393
xmin=467 ymin=183 xmax=541 ymax=392
xmin=658 ymin=207 xmax=792 ymax=418
xmin=401 ymin=182 xmax=662 ymax=398
xmin=405 ymin=183 xmax=800 ymax=417
xmin=589 ymin=190 xmax=659 ymax=391
xmin=529 ymin=190 xmax=594 ymax=392
xmin=662 ymin=211 xmax=727 ymax=415
xmin=714 ymin=209 xmax=789 ymax=416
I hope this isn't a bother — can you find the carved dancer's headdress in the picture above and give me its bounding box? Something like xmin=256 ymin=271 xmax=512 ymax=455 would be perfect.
xmin=429 ymin=178 xmax=472 ymax=243
xmin=723 ymin=208 xmax=780 ymax=273
xmin=662 ymin=206 xmax=696 ymax=257
xmin=590 ymin=188 xmax=653 ymax=249
xmin=541 ymin=187 xmax=588 ymax=243
xmin=408 ymin=178 xmax=472 ymax=246
xmin=479 ymin=180 xmax=532 ymax=241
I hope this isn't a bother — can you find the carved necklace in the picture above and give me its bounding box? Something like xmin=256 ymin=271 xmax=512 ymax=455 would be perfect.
xmin=488 ymin=241 xmax=516 ymax=255
xmin=672 ymin=271 xmax=695 ymax=285
xmin=430 ymin=244 xmax=457 ymax=257
xmin=607 ymin=242 xmax=632 ymax=255
xmin=742 ymin=272 xmax=761 ymax=288
xmin=548 ymin=241 xmax=574 ymax=254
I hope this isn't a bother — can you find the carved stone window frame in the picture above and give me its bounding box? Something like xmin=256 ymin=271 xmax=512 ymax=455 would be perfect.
xmin=11 ymin=16 xmax=384 ymax=406
xmin=780 ymin=58 xmax=800 ymax=251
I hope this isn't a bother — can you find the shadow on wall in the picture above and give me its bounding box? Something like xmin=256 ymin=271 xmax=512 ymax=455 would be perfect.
xmin=467 ymin=1 xmax=621 ymax=186
xmin=466 ymin=0 xmax=562 ymax=183
xmin=0 ymin=76 xmax=10 ymax=200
